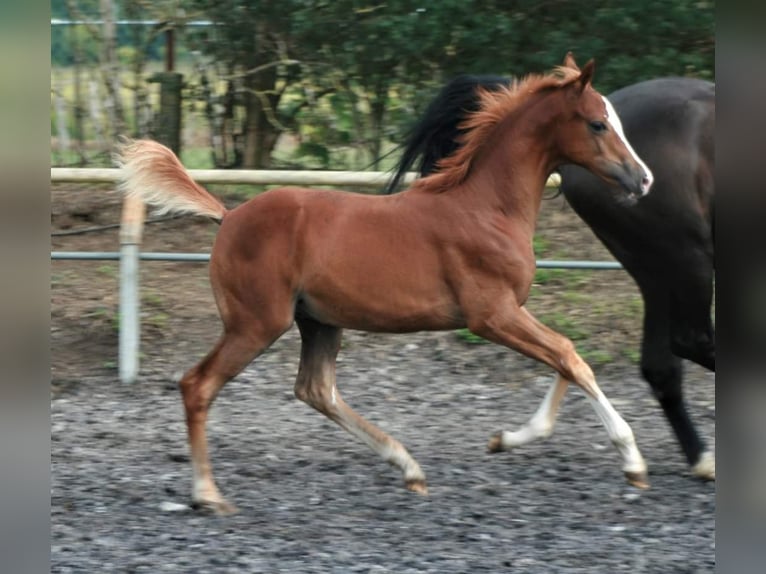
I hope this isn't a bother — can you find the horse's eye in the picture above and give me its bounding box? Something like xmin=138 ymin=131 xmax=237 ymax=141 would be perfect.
xmin=589 ymin=121 xmax=607 ymax=134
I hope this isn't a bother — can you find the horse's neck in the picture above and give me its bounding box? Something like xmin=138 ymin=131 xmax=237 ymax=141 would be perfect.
xmin=460 ymin=129 xmax=556 ymax=234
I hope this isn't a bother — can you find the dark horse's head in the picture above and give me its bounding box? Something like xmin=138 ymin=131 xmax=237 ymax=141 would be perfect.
xmin=386 ymin=53 xmax=653 ymax=201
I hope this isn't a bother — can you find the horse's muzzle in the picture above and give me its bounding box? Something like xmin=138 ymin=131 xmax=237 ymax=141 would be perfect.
xmin=611 ymin=162 xmax=653 ymax=199
xmin=638 ymin=168 xmax=654 ymax=196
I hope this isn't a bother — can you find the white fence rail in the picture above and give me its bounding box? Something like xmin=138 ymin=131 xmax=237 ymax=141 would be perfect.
xmin=51 ymin=167 xmax=426 ymax=187
xmin=52 ymin=168 xmax=620 ymax=383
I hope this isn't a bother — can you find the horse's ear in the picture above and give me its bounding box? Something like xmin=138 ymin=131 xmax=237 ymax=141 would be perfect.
xmin=576 ymin=59 xmax=595 ymax=92
xmin=563 ymin=52 xmax=579 ymax=70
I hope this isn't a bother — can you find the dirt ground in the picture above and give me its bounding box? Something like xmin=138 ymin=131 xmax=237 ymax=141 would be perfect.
xmin=50 ymin=184 xmax=715 ymax=573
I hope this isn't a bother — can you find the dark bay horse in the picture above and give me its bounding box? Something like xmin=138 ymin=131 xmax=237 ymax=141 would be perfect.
xmin=117 ymin=55 xmax=653 ymax=514
xmin=385 ymin=74 xmax=715 ymax=481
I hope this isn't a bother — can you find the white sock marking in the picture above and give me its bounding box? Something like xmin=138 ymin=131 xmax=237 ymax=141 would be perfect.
xmin=335 ymin=409 xmax=425 ymax=482
xmin=587 ymin=390 xmax=646 ymax=474
xmin=691 ymin=450 xmax=715 ymax=479
xmin=500 ymin=376 xmax=566 ymax=448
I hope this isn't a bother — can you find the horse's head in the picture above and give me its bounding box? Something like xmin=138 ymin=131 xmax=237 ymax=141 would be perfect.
xmin=554 ymin=53 xmax=653 ymax=200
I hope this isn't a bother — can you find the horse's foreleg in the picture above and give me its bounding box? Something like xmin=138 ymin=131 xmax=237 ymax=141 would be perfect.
xmin=487 ymin=375 xmax=568 ymax=451
xmin=294 ymin=317 xmax=427 ymax=494
xmin=179 ymin=332 xmax=264 ymax=515
xmin=469 ymin=302 xmax=648 ymax=488
xmin=642 ymin=289 xmax=715 ymax=480
xmin=641 ymin=351 xmax=715 ymax=480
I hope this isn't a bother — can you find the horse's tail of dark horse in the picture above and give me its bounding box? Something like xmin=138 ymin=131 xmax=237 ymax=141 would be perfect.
xmin=383 ymin=74 xmax=511 ymax=194
xmin=114 ymin=139 xmax=228 ymax=223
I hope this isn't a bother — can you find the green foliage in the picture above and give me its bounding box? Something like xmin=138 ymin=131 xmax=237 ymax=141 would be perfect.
xmin=146 ymin=312 xmax=170 ymax=329
xmin=51 ymin=23 xmax=101 ymax=66
xmin=51 ymin=0 xmax=714 ymax=167
xmin=180 ymin=147 xmax=216 ymax=169
xmin=84 ymin=306 xmax=120 ymax=333
xmin=51 ymin=0 xmax=175 ymax=65
xmin=294 ymin=142 xmax=332 ymax=169
xmin=535 ymin=268 xmax=566 ymax=285
xmin=579 ymin=347 xmax=614 ymax=366
xmin=541 ymin=312 xmax=590 ymax=341
xmin=622 ymin=347 xmax=641 ymax=364
xmin=455 ymin=328 xmax=490 ymax=345
xmin=117 ymin=45 xmax=138 ymax=66
xmin=142 ymin=291 xmax=170 ymax=329
xmin=142 ymin=291 xmax=164 ymax=307
xmin=534 ymin=268 xmax=589 ymax=288
xmin=97 ymin=265 xmax=117 ymax=278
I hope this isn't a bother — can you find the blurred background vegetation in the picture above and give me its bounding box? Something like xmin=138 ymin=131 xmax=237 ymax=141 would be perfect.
xmin=51 ymin=0 xmax=714 ymax=171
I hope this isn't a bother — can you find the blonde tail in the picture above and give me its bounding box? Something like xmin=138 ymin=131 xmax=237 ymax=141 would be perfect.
xmin=114 ymin=139 xmax=228 ymax=221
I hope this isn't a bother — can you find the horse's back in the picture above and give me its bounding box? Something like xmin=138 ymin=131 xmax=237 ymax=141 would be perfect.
xmin=213 ymin=186 xmax=369 ymax=277
xmin=610 ymin=78 xmax=714 ymax=190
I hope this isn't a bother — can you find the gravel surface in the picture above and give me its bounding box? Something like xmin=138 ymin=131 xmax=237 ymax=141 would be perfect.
xmin=51 ymin=328 xmax=715 ymax=573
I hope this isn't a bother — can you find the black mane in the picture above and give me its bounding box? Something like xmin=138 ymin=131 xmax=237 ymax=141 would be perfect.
xmin=383 ymin=75 xmax=511 ymax=194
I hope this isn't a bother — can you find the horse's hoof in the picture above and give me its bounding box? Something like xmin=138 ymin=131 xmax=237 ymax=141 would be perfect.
xmin=405 ymin=478 xmax=429 ymax=496
xmin=192 ymin=498 xmax=239 ymax=516
xmin=691 ymin=451 xmax=715 ymax=481
xmin=624 ymin=470 xmax=650 ymax=490
xmin=487 ymin=432 xmax=505 ymax=453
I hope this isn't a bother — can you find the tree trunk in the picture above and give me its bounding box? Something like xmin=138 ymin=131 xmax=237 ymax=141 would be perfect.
xmin=242 ymin=66 xmax=281 ymax=169
xmin=365 ymin=75 xmax=389 ymax=169
xmin=369 ymin=94 xmax=387 ymax=169
xmin=69 ymin=11 xmax=86 ymax=164
xmin=99 ymin=0 xmax=126 ymax=140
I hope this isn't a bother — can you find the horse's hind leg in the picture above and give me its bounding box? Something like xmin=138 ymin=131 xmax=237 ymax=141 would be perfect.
xmin=293 ymin=316 xmax=427 ymax=494
xmin=469 ymin=302 xmax=648 ymax=488
xmin=179 ymin=331 xmax=269 ymax=515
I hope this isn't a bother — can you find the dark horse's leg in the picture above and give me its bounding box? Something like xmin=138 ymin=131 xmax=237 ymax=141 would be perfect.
xmin=669 ymin=265 xmax=715 ymax=372
xmin=641 ymin=281 xmax=715 ymax=480
xmin=670 ymin=261 xmax=715 ymax=478
xmin=293 ymin=316 xmax=428 ymax=494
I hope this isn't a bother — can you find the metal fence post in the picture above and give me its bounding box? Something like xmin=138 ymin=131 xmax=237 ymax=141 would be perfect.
xmin=119 ymin=194 xmax=146 ymax=383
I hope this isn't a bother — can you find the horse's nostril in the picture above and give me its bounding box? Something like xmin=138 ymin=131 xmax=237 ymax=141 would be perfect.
xmin=640 ymin=172 xmax=653 ymax=194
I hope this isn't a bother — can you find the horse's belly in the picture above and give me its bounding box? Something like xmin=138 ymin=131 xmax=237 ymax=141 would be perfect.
xmin=299 ymin=268 xmax=463 ymax=333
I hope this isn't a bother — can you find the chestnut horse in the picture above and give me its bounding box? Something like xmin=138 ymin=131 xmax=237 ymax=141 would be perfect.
xmin=116 ymin=55 xmax=653 ymax=514
xmin=384 ymin=74 xmax=715 ymax=481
